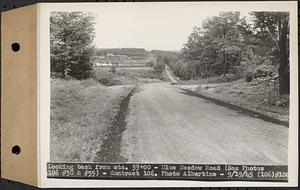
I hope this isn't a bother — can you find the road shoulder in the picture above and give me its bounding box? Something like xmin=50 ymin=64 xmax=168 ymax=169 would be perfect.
xmin=178 ymin=85 xmax=288 ymax=127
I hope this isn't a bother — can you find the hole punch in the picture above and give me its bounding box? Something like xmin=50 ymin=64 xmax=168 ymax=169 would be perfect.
xmin=11 ymin=42 xmax=20 ymax=52
xmin=11 ymin=145 xmax=21 ymax=155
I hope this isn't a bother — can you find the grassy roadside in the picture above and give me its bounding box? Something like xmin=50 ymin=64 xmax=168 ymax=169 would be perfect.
xmin=180 ymin=76 xmax=289 ymax=123
xmin=50 ymin=78 xmax=135 ymax=162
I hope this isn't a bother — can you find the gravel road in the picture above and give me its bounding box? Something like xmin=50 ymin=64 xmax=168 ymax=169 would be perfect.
xmin=121 ymin=82 xmax=288 ymax=165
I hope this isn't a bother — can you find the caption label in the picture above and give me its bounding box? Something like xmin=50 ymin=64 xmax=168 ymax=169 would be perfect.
xmin=47 ymin=163 xmax=288 ymax=181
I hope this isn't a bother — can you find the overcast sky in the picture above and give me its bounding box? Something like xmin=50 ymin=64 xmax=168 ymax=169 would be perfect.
xmin=92 ymin=3 xmax=250 ymax=51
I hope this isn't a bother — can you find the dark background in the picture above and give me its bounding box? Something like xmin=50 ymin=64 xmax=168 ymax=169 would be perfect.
xmin=0 ymin=0 xmax=298 ymax=189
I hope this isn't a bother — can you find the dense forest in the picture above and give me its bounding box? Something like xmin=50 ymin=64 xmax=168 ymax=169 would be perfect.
xmin=167 ymin=12 xmax=290 ymax=95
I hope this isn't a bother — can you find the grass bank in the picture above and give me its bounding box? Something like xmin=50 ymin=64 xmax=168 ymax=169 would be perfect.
xmin=180 ymin=76 xmax=289 ymax=123
xmin=50 ymin=78 xmax=134 ymax=162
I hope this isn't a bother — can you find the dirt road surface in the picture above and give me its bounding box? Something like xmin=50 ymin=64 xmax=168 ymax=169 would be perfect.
xmin=121 ymin=82 xmax=288 ymax=165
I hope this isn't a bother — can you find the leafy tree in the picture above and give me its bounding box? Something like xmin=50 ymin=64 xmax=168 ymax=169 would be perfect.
xmin=251 ymin=12 xmax=290 ymax=95
xmin=50 ymin=12 xmax=95 ymax=79
xmin=182 ymin=27 xmax=204 ymax=60
xmin=175 ymin=11 xmax=290 ymax=96
xmin=182 ymin=12 xmax=244 ymax=79
xmin=203 ymin=12 xmax=243 ymax=75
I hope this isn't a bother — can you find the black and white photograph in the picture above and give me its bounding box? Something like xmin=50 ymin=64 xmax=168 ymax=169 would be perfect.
xmin=43 ymin=2 xmax=297 ymax=185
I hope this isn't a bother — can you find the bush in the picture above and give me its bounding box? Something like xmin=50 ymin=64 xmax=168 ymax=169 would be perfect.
xmin=153 ymin=62 xmax=164 ymax=73
xmin=91 ymin=69 xmax=114 ymax=86
xmin=146 ymin=60 xmax=154 ymax=67
xmin=222 ymin=74 xmax=239 ymax=82
xmin=109 ymin=66 xmax=117 ymax=74
xmin=245 ymin=72 xmax=253 ymax=82
xmin=252 ymin=64 xmax=277 ymax=78
xmin=244 ymin=64 xmax=278 ymax=82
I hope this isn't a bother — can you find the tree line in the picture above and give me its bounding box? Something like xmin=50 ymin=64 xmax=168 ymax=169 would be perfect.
xmin=169 ymin=12 xmax=289 ymax=95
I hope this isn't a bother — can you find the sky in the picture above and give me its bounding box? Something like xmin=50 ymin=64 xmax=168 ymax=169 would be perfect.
xmin=92 ymin=3 xmax=251 ymax=51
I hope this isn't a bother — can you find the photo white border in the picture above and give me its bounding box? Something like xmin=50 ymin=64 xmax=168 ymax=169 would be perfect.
xmin=38 ymin=1 xmax=298 ymax=188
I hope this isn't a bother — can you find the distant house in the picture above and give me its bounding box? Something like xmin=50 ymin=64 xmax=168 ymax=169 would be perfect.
xmin=117 ymin=55 xmax=129 ymax=59
xmin=107 ymin=53 xmax=114 ymax=57
xmin=94 ymin=62 xmax=113 ymax=67
xmin=94 ymin=62 xmax=102 ymax=67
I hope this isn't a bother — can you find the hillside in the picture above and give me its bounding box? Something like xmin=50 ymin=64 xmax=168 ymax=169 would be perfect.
xmin=95 ymin=48 xmax=151 ymax=57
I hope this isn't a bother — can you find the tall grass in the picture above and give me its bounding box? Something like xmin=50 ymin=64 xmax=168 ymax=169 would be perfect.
xmin=50 ymin=78 xmax=133 ymax=162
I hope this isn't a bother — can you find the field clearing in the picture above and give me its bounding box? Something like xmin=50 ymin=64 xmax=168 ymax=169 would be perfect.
xmin=97 ymin=66 xmax=154 ymax=74
xmin=50 ymin=78 xmax=134 ymax=162
xmin=116 ymin=67 xmax=160 ymax=79
xmin=92 ymin=66 xmax=166 ymax=85
xmin=97 ymin=66 xmax=153 ymax=70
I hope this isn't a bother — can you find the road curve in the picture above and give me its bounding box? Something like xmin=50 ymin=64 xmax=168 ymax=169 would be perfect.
xmin=121 ymin=82 xmax=288 ymax=165
xmin=165 ymin=65 xmax=178 ymax=83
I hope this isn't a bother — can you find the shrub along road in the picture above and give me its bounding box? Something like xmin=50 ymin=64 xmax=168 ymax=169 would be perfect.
xmin=120 ymin=82 xmax=288 ymax=165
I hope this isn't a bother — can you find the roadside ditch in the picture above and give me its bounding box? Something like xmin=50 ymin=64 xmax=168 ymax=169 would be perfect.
xmin=94 ymin=87 xmax=136 ymax=162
